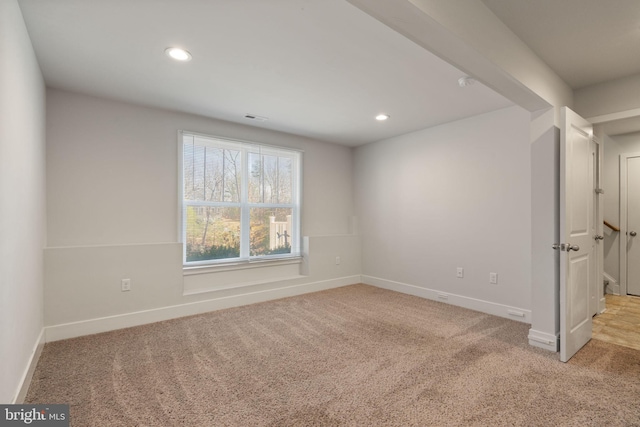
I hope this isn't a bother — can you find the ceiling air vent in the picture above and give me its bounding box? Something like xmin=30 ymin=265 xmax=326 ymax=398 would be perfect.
xmin=244 ymin=114 xmax=269 ymax=122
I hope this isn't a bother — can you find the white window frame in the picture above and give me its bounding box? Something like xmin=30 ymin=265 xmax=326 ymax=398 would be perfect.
xmin=178 ymin=131 xmax=302 ymax=268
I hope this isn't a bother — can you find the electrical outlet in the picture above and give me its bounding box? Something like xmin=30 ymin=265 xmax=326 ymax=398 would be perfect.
xmin=490 ymin=272 xmax=498 ymax=284
xmin=335 ymin=256 xmax=341 ymax=265
xmin=456 ymin=267 xmax=464 ymax=278
xmin=121 ymin=278 xmax=131 ymax=292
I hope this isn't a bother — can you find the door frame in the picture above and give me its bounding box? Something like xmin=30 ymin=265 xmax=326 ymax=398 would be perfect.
xmin=594 ymin=136 xmax=604 ymax=315
xmin=619 ymin=152 xmax=640 ymax=296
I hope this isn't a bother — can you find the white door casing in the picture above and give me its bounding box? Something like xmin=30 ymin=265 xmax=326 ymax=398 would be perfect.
xmin=559 ymin=107 xmax=595 ymax=363
xmin=592 ymin=128 xmax=606 ymax=316
xmin=621 ymin=154 xmax=640 ymax=296
xmin=592 ymin=137 xmax=603 ymax=316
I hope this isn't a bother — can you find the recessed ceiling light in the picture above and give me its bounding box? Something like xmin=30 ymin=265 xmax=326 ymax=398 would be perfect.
xmin=376 ymin=114 xmax=390 ymax=121
xmin=165 ymin=47 xmax=192 ymax=62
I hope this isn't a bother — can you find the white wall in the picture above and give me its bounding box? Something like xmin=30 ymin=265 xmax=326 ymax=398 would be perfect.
xmin=44 ymin=89 xmax=360 ymax=340
xmin=0 ymin=0 xmax=46 ymax=403
xmin=348 ymin=0 xmax=569 ymax=350
xmin=46 ymin=91 xmax=354 ymax=247
xmin=354 ymin=106 xmax=532 ymax=318
xmin=529 ymin=108 xmax=560 ymax=349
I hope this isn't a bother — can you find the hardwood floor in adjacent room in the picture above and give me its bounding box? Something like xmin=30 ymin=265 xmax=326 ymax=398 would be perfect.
xmin=593 ymin=294 xmax=640 ymax=351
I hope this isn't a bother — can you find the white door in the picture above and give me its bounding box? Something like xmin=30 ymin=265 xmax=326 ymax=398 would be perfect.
xmin=559 ymin=107 xmax=596 ymax=363
xmin=626 ymin=156 xmax=640 ymax=296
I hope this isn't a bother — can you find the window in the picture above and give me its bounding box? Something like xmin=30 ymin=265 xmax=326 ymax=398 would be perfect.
xmin=180 ymin=132 xmax=301 ymax=266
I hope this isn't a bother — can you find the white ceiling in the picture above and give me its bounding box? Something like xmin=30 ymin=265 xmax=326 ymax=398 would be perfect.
xmin=19 ymin=0 xmax=640 ymax=144
xmin=17 ymin=0 xmax=513 ymax=147
xmin=481 ymin=0 xmax=640 ymax=89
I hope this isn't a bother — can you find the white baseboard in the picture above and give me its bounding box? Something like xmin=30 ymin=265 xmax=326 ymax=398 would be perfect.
xmin=362 ymin=275 xmax=531 ymax=323
xmin=603 ymin=272 xmax=620 ymax=295
xmin=45 ymin=275 xmax=361 ymax=342
xmin=13 ymin=328 xmax=45 ymax=403
xmin=528 ymin=329 xmax=559 ymax=352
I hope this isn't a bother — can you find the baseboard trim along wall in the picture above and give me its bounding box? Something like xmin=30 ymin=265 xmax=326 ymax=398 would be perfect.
xmin=362 ymin=275 xmax=532 ymax=324
xmin=44 ymin=275 xmax=361 ymax=342
xmin=603 ymin=272 xmax=619 ymax=295
xmin=527 ymin=329 xmax=559 ymax=352
xmin=13 ymin=328 xmax=45 ymax=404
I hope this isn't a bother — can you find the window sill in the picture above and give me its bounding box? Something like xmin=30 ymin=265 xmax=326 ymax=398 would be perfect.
xmin=183 ymin=256 xmax=303 ymax=276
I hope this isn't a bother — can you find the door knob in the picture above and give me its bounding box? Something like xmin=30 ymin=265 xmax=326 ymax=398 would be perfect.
xmin=594 ymin=235 xmax=604 ymax=241
xmin=631 ymin=231 xmax=637 ymax=237
xmin=551 ymin=243 xmax=579 ymax=252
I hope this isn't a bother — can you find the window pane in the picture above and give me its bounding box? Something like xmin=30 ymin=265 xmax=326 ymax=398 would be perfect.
xmin=277 ymin=156 xmax=292 ymax=204
xmin=223 ymin=150 xmax=241 ymax=202
xmin=184 ymin=144 xmax=241 ymax=203
xmin=262 ymin=154 xmax=277 ymax=203
xmin=185 ymin=206 xmax=240 ymax=261
xmin=248 ymin=153 xmax=293 ymax=204
xmin=248 ymin=152 xmax=262 ymax=203
xmin=250 ymin=207 xmax=293 ymax=256
xmin=182 ymin=132 xmax=300 ymax=265
xmin=183 ymin=143 xmax=205 ymax=201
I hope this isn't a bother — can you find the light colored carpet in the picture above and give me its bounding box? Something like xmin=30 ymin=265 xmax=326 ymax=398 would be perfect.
xmin=26 ymin=284 xmax=640 ymax=426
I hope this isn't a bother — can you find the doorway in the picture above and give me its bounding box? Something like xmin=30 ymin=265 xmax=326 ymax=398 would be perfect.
xmin=620 ymin=152 xmax=640 ymax=297
xmin=593 ymin=294 xmax=640 ymax=351
xmin=590 ymin=135 xmax=640 ymax=352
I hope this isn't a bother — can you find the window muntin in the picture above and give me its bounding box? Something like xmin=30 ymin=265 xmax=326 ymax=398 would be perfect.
xmin=180 ymin=132 xmax=301 ymax=266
